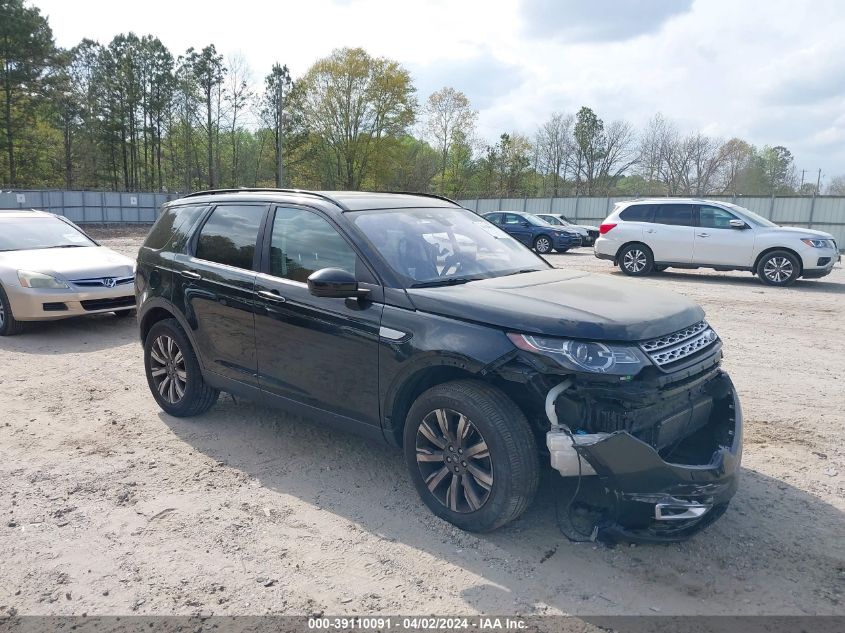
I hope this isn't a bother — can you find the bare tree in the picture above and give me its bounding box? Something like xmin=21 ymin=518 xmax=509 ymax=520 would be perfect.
xmin=596 ymin=119 xmax=638 ymax=194
xmin=827 ymin=174 xmax=845 ymax=195
xmin=535 ymin=112 xmax=574 ymax=196
xmin=423 ymin=87 xmax=477 ymax=193
xmin=225 ymin=53 xmax=253 ymax=187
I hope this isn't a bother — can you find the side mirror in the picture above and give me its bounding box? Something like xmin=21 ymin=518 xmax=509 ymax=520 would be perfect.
xmin=307 ymin=268 xmax=369 ymax=299
xmin=729 ymin=219 xmax=747 ymax=229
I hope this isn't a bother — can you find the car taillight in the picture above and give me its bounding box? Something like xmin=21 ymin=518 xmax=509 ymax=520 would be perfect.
xmin=599 ymin=223 xmax=617 ymax=235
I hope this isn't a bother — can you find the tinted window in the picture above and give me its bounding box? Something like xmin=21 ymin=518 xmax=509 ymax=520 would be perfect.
xmin=698 ymin=205 xmax=738 ymax=229
xmin=195 ymin=205 xmax=264 ymax=269
xmin=654 ymin=204 xmax=694 ymax=226
xmin=144 ymin=204 xmax=206 ymax=250
xmin=619 ymin=204 xmax=655 ymax=222
xmin=270 ymin=208 xmax=357 ymax=283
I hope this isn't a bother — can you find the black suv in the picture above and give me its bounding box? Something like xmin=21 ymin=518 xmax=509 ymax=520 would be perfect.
xmin=136 ymin=190 xmax=742 ymax=541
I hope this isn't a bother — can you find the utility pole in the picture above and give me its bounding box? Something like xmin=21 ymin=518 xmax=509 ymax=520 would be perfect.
xmin=816 ymin=168 xmax=822 ymax=195
xmin=799 ymin=169 xmax=805 ymax=190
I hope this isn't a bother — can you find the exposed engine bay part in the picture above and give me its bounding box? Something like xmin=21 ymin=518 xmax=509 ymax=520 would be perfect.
xmin=545 ymin=370 xmax=742 ymax=543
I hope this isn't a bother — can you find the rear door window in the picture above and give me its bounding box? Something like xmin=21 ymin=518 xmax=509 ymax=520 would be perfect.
xmin=654 ymin=204 xmax=694 ymax=226
xmin=503 ymin=214 xmax=524 ymax=225
xmin=620 ymin=204 xmax=655 ymax=222
xmin=485 ymin=213 xmax=502 ymax=224
xmin=195 ymin=205 xmax=266 ymax=270
xmin=144 ymin=204 xmax=207 ymax=250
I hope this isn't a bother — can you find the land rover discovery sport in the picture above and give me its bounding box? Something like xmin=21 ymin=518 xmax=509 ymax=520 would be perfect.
xmin=136 ymin=190 xmax=742 ymax=541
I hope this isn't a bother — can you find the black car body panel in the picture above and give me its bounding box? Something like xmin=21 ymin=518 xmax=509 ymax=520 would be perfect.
xmin=136 ymin=189 xmax=742 ymax=542
xmin=406 ymin=269 xmax=704 ymax=341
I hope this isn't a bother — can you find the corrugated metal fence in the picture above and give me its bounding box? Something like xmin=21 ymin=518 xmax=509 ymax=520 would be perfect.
xmin=0 ymin=189 xmax=180 ymax=223
xmin=2 ymin=189 xmax=844 ymax=250
xmin=458 ymin=195 xmax=845 ymax=250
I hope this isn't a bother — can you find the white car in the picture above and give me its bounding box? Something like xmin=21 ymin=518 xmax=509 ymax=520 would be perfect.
xmin=594 ymin=199 xmax=840 ymax=286
xmin=535 ymin=213 xmax=600 ymax=246
xmin=0 ymin=210 xmax=136 ymax=335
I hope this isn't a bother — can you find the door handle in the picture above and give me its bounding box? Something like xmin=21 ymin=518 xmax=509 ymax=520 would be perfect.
xmin=180 ymin=270 xmax=201 ymax=280
xmin=697 ymin=232 xmax=710 ymax=238
xmin=257 ymin=289 xmax=286 ymax=303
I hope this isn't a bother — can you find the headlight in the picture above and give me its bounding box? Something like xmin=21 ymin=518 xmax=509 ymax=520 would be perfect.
xmin=507 ymin=333 xmax=649 ymax=376
xmin=17 ymin=270 xmax=69 ymax=289
xmin=801 ymin=238 xmax=832 ymax=248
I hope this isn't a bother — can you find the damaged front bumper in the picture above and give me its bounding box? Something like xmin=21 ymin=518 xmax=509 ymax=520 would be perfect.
xmin=547 ymin=371 xmax=742 ymax=543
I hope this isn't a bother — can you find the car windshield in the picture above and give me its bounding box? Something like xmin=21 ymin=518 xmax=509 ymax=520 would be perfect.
xmin=0 ymin=217 xmax=96 ymax=252
xmin=540 ymin=216 xmax=562 ymax=225
xmin=722 ymin=202 xmax=778 ymax=227
xmin=352 ymin=208 xmax=549 ymax=286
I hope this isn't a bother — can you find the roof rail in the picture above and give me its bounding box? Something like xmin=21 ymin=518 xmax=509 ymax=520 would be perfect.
xmin=181 ymin=188 xmax=348 ymax=211
xmin=375 ymin=191 xmax=461 ymax=207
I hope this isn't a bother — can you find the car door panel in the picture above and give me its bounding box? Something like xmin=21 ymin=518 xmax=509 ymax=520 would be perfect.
xmin=693 ymin=205 xmax=757 ymax=267
xmin=646 ymin=204 xmax=695 ymax=263
xmin=254 ymin=206 xmax=383 ymax=429
xmin=172 ymin=204 xmax=267 ymax=387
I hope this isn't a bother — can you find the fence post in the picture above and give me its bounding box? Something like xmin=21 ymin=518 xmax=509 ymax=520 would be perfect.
xmin=523 ymin=197 xmax=528 ymax=213
xmin=769 ymin=195 xmax=775 ymax=221
xmin=101 ymin=191 xmax=106 ymax=224
xmin=808 ymin=193 xmax=816 ymax=229
xmin=574 ymin=195 xmax=580 ymax=221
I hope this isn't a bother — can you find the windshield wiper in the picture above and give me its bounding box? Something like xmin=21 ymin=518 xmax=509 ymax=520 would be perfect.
xmin=410 ymin=276 xmax=484 ymax=288
xmin=503 ymin=268 xmax=543 ymax=277
xmin=43 ymin=244 xmax=86 ymax=249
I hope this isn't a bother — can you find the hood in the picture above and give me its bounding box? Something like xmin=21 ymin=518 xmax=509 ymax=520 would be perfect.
xmin=765 ymin=226 xmax=835 ymax=240
xmin=406 ymin=269 xmax=704 ymax=341
xmin=0 ymin=246 xmax=135 ymax=283
xmin=577 ymin=224 xmax=600 ymax=232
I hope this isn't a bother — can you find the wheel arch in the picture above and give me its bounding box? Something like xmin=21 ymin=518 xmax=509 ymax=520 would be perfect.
xmin=616 ymin=241 xmax=654 ymax=265
xmin=753 ymin=246 xmax=803 ymax=276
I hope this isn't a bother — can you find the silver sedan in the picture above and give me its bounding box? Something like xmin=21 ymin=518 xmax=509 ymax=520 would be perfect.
xmin=0 ymin=210 xmax=136 ymax=335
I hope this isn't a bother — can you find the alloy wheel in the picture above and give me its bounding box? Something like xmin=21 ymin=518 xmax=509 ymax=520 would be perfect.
xmin=149 ymin=335 xmax=187 ymax=404
xmin=415 ymin=408 xmax=493 ymax=513
xmin=536 ymin=237 xmax=551 ymax=253
xmin=623 ymin=248 xmax=647 ymax=273
xmin=763 ymin=256 xmax=794 ymax=283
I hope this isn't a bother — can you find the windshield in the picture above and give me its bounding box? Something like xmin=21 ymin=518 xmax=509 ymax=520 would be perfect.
xmin=0 ymin=217 xmax=96 ymax=252
xmin=540 ymin=215 xmax=562 ymax=226
xmin=722 ymin=202 xmax=778 ymax=227
xmin=352 ymin=208 xmax=549 ymax=286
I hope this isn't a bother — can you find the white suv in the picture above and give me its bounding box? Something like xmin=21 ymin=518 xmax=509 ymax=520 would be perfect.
xmin=594 ymin=199 xmax=840 ymax=286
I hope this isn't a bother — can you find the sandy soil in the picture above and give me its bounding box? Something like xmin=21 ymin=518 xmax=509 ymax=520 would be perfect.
xmin=0 ymin=227 xmax=843 ymax=617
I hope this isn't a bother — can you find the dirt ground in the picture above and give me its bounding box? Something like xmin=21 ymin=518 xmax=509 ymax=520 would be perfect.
xmin=1 ymin=226 xmax=843 ymax=617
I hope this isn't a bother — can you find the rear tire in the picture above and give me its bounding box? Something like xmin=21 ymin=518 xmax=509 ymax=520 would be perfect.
xmin=0 ymin=284 xmax=25 ymax=336
xmin=143 ymin=318 xmax=219 ymax=417
xmin=618 ymin=243 xmax=654 ymax=276
xmin=534 ymin=235 xmax=553 ymax=254
xmin=403 ymin=380 xmax=540 ymax=532
xmin=757 ymin=250 xmax=800 ymax=286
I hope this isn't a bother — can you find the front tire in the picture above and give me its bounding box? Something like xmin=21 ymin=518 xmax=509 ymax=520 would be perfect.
xmin=143 ymin=318 xmax=219 ymax=417
xmin=757 ymin=250 xmax=800 ymax=286
xmin=0 ymin=284 xmax=24 ymax=336
xmin=403 ymin=380 xmax=540 ymax=532
xmin=534 ymin=235 xmax=553 ymax=254
xmin=618 ymin=243 xmax=654 ymax=276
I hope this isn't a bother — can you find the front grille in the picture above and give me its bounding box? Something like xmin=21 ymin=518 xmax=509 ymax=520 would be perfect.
xmin=72 ymin=275 xmax=134 ymax=288
xmin=640 ymin=321 xmax=719 ymax=369
xmin=80 ymin=296 xmax=135 ymax=311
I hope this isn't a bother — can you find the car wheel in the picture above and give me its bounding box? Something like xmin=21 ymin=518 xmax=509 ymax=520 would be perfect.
xmin=618 ymin=243 xmax=654 ymax=276
xmin=554 ymin=248 xmax=569 ymax=254
xmin=757 ymin=250 xmax=800 ymax=286
xmin=534 ymin=235 xmax=552 ymax=254
xmin=0 ymin=284 xmax=25 ymax=336
xmin=144 ymin=318 xmax=219 ymax=417
xmin=404 ymin=380 xmax=540 ymax=532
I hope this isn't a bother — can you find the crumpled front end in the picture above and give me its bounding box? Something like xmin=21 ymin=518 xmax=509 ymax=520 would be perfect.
xmin=548 ymin=370 xmax=742 ymax=543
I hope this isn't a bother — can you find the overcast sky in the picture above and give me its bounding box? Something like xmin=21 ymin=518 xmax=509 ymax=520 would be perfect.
xmin=34 ymin=0 xmax=845 ymax=182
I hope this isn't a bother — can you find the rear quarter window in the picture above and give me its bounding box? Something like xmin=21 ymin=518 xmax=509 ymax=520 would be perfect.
xmin=619 ymin=204 xmax=655 ymax=222
xmin=144 ymin=204 xmax=207 ymax=250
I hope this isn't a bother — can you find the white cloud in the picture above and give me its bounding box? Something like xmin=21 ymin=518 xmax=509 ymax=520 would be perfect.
xmin=33 ymin=0 xmax=845 ymax=179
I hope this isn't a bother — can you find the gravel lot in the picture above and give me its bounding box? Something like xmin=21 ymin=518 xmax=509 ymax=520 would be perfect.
xmin=1 ymin=227 xmax=843 ymax=617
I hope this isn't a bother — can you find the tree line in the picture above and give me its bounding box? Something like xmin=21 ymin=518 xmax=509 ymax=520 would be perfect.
xmin=2 ymin=0 xmax=844 ymax=197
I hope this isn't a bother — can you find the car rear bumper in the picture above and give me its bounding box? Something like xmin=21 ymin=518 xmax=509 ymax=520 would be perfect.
xmin=5 ymin=283 xmax=136 ymax=321
xmin=548 ymin=371 xmax=742 ymax=543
